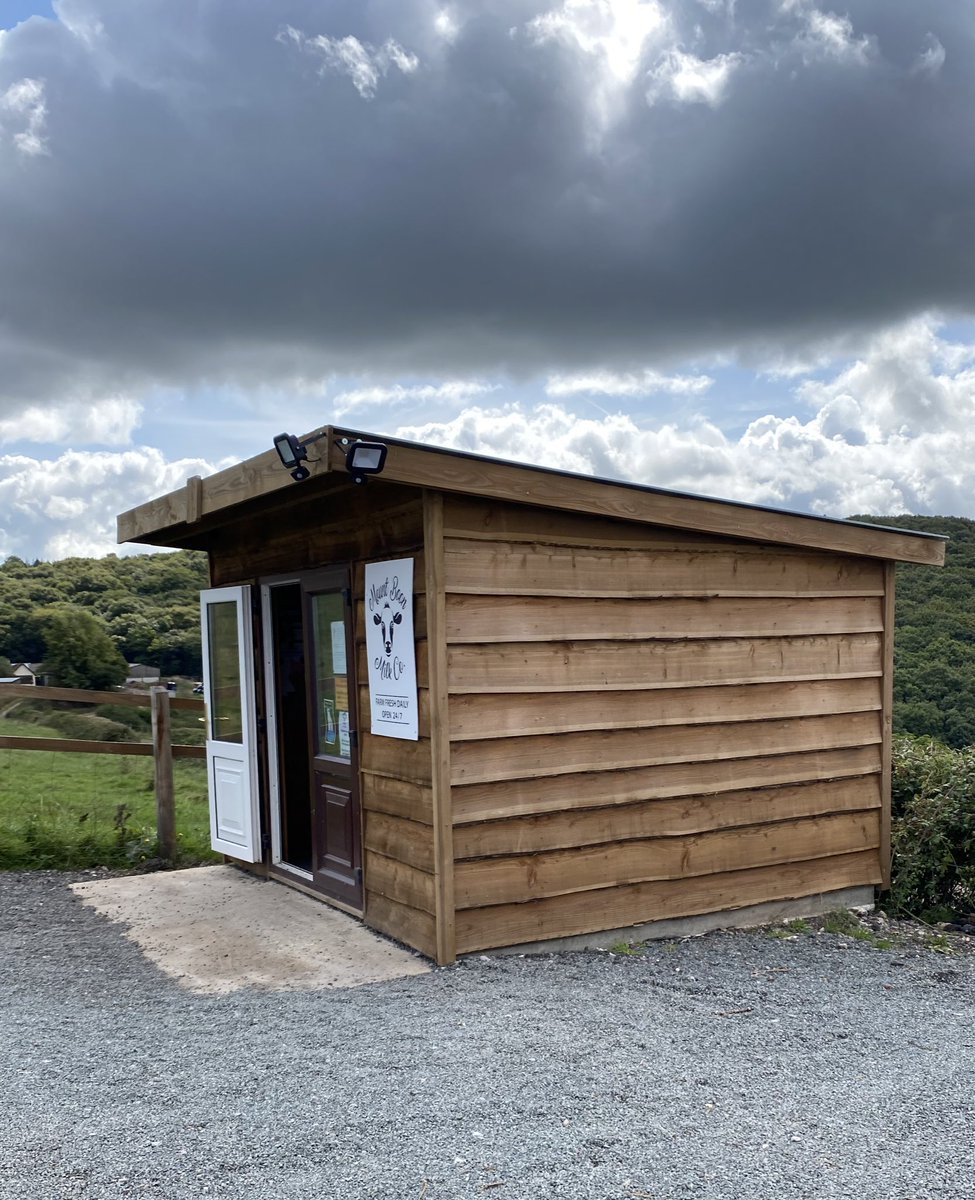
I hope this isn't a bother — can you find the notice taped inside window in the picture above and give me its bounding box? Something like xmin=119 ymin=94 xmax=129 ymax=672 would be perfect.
xmin=364 ymin=558 xmax=418 ymax=741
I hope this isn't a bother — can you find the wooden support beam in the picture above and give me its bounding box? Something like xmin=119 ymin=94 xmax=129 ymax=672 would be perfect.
xmin=880 ymin=562 xmax=896 ymax=890
xmin=423 ymin=490 xmax=456 ymax=966
xmin=185 ymin=474 xmax=203 ymax=524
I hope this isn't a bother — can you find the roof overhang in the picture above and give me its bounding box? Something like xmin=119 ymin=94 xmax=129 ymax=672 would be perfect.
xmin=117 ymin=425 xmax=946 ymax=566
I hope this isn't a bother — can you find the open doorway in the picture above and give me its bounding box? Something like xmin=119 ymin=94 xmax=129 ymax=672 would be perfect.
xmin=262 ymin=571 xmax=364 ymax=909
xmin=266 ymin=581 xmax=312 ymax=874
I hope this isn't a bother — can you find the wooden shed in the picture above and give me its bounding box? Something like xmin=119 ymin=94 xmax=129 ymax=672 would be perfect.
xmin=117 ymin=426 xmax=945 ymax=964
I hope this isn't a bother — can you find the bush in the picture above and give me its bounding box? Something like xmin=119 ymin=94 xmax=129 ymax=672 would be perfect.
xmin=94 ymin=704 xmax=152 ymax=733
xmin=888 ymin=734 xmax=975 ymax=919
xmin=0 ymin=697 xmax=49 ymax=724
xmin=43 ymin=710 xmax=137 ymax=744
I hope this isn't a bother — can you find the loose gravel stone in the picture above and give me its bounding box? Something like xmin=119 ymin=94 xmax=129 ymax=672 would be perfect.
xmin=2 ymin=871 xmax=974 ymax=1199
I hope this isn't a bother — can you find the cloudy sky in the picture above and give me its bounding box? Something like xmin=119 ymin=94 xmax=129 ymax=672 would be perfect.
xmin=2 ymin=0 xmax=975 ymax=560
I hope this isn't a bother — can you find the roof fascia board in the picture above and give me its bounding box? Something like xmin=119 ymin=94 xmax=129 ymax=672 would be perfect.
xmin=326 ymin=428 xmax=945 ymax=567
xmin=117 ymin=425 xmax=335 ymax=545
xmin=118 ymin=424 xmax=945 ymax=566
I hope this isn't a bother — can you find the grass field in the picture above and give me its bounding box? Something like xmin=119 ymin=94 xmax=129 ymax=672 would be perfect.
xmin=0 ymin=716 xmax=218 ymax=870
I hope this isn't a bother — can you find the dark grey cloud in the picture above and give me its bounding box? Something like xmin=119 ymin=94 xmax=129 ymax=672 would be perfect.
xmin=2 ymin=0 xmax=975 ymax=411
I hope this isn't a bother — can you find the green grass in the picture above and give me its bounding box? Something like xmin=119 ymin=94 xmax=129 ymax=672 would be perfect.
xmin=0 ymin=716 xmax=218 ymax=870
xmin=609 ymin=940 xmax=645 ymax=956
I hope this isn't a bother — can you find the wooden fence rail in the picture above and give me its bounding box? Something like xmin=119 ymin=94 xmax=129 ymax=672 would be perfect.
xmin=0 ymin=683 xmax=207 ymax=861
xmin=1 ymin=683 xmax=205 ymax=711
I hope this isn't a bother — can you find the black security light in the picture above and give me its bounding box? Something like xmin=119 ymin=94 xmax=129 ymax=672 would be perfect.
xmin=273 ymin=432 xmax=310 ymax=482
xmin=344 ymin=440 xmax=388 ymax=486
xmin=274 ymin=430 xmax=389 ymax=486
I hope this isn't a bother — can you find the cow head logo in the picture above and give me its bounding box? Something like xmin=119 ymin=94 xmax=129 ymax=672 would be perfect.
xmin=373 ymin=602 xmax=403 ymax=657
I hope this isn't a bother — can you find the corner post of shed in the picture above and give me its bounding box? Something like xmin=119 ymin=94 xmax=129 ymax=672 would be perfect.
xmin=423 ymin=490 xmax=456 ymax=965
xmin=880 ymin=561 xmax=896 ymax=890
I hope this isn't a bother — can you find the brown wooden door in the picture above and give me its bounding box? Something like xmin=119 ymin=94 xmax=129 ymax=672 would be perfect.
xmin=303 ymin=568 xmax=363 ymax=909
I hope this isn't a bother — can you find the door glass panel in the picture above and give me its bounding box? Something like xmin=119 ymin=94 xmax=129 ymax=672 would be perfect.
xmin=207 ymin=601 xmax=243 ymax=744
xmin=311 ymin=592 xmax=351 ymax=763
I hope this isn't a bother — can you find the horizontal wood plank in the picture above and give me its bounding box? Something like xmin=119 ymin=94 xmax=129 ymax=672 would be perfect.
xmin=444 ymin=539 xmax=886 ymax=598
xmin=359 ymin=732 xmax=433 ymax=786
xmin=364 ymin=811 xmax=435 ymax=873
xmin=353 ymin=552 xmax=426 ymax=598
xmin=449 ymin=678 xmax=880 ymax=741
xmin=454 ymin=850 xmax=881 ymax=952
xmin=445 ymin=595 xmax=882 ymax=643
xmin=360 ymin=773 xmax=434 ymax=824
xmin=365 ymin=891 xmax=437 ymax=958
xmin=452 ymin=744 xmax=882 ymax=824
xmin=447 ymin=634 xmax=882 ymax=693
xmin=442 ymin=496 xmax=728 ymax=549
xmin=365 ymin=850 xmax=436 ymax=914
xmin=455 ymin=811 xmax=878 ymax=908
xmin=118 ymin=483 xmax=190 ymax=544
xmin=453 ymin=776 xmax=882 ymax=859
xmin=450 ymin=711 xmax=880 ymax=785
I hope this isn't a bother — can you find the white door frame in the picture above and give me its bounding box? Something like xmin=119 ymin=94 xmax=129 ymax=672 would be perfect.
xmin=200 ymin=585 xmax=261 ymax=862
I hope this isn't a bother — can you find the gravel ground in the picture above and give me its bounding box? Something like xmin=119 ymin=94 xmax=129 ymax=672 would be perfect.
xmin=2 ymin=872 xmax=974 ymax=1200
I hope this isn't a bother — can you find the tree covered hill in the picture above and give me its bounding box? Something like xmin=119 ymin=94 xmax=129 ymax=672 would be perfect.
xmin=850 ymin=515 xmax=975 ymax=747
xmin=0 ymin=550 xmax=208 ymax=678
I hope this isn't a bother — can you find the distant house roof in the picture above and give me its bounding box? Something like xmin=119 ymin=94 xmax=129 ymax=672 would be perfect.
xmin=10 ymin=663 xmax=41 ymax=675
xmin=126 ymin=663 xmax=160 ymax=681
xmin=117 ymin=424 xmax=947 ymax=567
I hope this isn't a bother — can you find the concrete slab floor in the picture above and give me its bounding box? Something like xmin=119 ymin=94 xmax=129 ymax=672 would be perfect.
xmin=70 ymin=865 xmax=431 ymax=995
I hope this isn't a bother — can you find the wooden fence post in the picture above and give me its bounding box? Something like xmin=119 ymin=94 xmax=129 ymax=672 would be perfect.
xmin=151 ymin=686 xmax=176 ymax=862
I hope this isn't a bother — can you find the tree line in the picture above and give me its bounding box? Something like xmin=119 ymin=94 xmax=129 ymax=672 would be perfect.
xmin=0 ymin=550 xmax=208 ymax=688
xmin=850 ymin=515 xmax=975 ymax=748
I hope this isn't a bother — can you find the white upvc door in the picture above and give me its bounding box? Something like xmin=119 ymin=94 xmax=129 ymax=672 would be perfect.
xmin=200 ymin=586 xmax=261 ymax=862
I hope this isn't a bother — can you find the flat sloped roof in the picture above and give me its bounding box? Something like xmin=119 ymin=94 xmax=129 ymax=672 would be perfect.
xmin=117 ymin=425 xmax=946 ymax=566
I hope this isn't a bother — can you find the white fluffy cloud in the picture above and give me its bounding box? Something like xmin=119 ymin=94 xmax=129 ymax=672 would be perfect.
xmin=0 ymin=76 xmax=47 ymax=156
xmin=278 ymin=27 xmax=419 ymax=99
xmin=398 ymin=317 xmax=975 ymax=520
xmin=545 ymin=368 xmax=713 ymax=398
xmin=0 ymin=395 xmax=141 ymax=445
xmin=646 ymin=49 xmax=741 ymax=106
xmin=0 ymin=447 xmax=225 ymax=561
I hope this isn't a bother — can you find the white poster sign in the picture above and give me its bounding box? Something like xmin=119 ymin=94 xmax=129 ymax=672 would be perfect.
xmin=364 ymin=558 xmax=418 ymax=741
xmin=330 ymin=620 xmax=347 ymax=676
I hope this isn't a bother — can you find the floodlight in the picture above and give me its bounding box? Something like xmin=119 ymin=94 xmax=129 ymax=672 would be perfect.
xmin=345 ymin=441 xmax=388 ymax=485
xmin=273 ymin=432 xmax=310 ymax=482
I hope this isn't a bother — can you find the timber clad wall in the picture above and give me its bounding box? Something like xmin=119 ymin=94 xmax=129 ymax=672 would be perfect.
xmin=207 ymin=480 xmax=440 ymax=958
xmin=442 ymin=496 xmax=887 ymax=955
xmin=355 ymin=546 xmax=439 ymax=960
